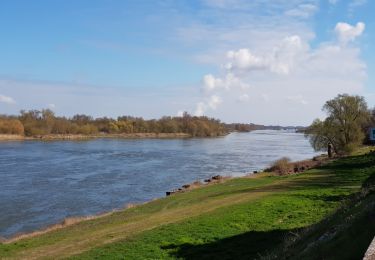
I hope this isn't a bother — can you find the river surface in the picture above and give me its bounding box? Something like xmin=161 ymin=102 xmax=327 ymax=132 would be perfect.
xmin=0 ymin=130 xmax=319 ymax=238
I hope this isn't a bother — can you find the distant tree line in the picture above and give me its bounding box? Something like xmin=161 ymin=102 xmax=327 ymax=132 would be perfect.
xmin=225 ymin=123 xmax=267 ymax=132
xmin=0 ymin=110 xmax=228 ymax=137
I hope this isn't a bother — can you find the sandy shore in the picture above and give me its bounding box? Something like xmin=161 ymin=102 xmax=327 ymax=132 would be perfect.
xmin=0 ymin=134 xmax=26 ymax=141
xmin=0 ymin=133 xmax=192 ymax=141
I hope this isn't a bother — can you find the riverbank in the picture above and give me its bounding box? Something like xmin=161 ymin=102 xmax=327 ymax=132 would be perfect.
xmin=0 ymin=133 xmax=192 ymax=141
xmin=0 ymin=134 xmax=25 ymax=141
xmin=0 ymin=150 xmax=374 ymax=259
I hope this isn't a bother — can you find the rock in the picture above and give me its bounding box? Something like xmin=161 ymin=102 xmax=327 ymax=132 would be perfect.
xmin=204 ymin=179 xmax=211 ymax=183
xmin=253 ymin=171 xmax=258 ymax=174
xmin=212 ymin=175 xmax=223 ymax=180
xmin=182 ymin=184 xmax=190 ymax=189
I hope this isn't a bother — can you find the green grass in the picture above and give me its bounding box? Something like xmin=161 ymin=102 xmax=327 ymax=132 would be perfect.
xmin=272 ymin=170 xmax=375 ymax=260
xmin=0 ymin=152 xmax=374 ymax=259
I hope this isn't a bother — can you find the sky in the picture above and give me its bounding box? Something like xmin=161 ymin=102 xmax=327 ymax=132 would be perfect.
xmin=0 ymin=0 xmax=374 ymax=125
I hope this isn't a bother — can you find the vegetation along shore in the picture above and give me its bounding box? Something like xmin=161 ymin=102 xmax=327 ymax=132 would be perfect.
xmin=0 ymin=133 xmax=192 ymax=141
xmin=0 ymin=111 xmax=228 ymax=139
xmin=0 ymin=110 xmax=306 ymax=141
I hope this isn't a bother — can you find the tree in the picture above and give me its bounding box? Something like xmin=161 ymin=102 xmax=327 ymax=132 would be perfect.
xmin=306 ymin=94 xmax=371 ymax=154
xmin=41 ymin=109 xmax=55 ymax=134
xmin=0 ymin=116 xmax=24 ymax=135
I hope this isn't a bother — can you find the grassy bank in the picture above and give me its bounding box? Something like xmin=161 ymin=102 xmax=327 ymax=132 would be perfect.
xmin=0 ymin=152 xmax=374 ymax=259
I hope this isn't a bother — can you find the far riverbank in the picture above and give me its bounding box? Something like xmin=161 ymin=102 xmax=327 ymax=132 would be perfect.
xmin=0 ymin=133 xmax=192 ymax=141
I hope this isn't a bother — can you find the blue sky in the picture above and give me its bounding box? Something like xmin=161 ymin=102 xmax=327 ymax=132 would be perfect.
xmin=0 ymin=0 xmax=374 ymax=125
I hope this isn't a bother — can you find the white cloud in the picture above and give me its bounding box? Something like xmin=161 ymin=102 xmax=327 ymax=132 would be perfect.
xmin=203 ymin=73 xmax=249 ymax=92
xmin=208 ymin=95 xmax=222 ymax=109
xmin=194 ymin=102 xmax=206 ymax=116
xmin=285 ymin=4 xmax=318 ymax=18
xmin=194 ymin=95 xmax=222 ymax=116
xmin=48 ymin=103 xmax=56 ymax=109
xmin=224 ymin=35 xmax=307 ymax=76
xmin=226 ymin=49 xmax=268 ymax=71
xmin=195 ymin=22 xmax=367 ymax=125
xmin=175 ymin=0 xmax=317 ymax=68
xmin=335 ymin=22 xmax=365 ymax=44
xmin=202 ymin=74 xmax=224 ymax=91
xmin=0 ymin=94 xmax=16 ymax=104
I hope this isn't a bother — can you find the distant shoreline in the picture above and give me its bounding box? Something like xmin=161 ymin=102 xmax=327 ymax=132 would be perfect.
xmin=0 ymin=133 xmax=194 ymax=141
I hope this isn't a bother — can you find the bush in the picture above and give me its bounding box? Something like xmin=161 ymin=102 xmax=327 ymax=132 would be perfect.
xmin=343 ymin=143 xmax=359 ymax=155
xmin=271 ymin=157 xmax=291 ymax=175
xmin=0 ymin=118 xmax=24 ymax=135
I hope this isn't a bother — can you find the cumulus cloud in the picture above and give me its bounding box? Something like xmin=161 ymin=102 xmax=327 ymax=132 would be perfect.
xmin=205 ymin=23 xmax=365 ymax=83
xmin=226 ymin=49 xmax=268 ymax=71
xmin=203 ymin=73 xmax=249 ymax=91
xmin=194 ymin=22 xmax=367 ymax=124
xmin=48 ymin=103 xmax=56 ymax=109
xmin=194 ymin=95 xmax=222 ymax=116
xmin=224 ymin=35 xmax=307 ymax=76
xmin=208 ymin=95 xmax=222 ymax=109
xmin=194 ymin=102 xmax=206 ymax=116
xmin=0 ymin=94 xmax=16 ymax=104
xmin=202 ymin=74 xmax=224 ymax=91
xmin=335 ymin=22 xmax=365 ymax=44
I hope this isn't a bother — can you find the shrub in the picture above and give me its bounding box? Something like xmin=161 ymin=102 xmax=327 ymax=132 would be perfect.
xmin=0 ymin=118 xmax=24 ymax=135
xmin=271 ymin=157 xmax=291 ymax=175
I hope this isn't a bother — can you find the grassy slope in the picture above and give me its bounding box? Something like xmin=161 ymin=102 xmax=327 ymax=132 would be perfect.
xmin=274 ymin=167 xmax=375 ymax=260
xmin=0 ymin=153 xmax=374 ymax=259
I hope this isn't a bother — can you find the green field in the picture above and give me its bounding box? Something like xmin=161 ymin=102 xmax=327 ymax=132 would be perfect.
xmin=1 ymin=152 xmax=374 ymax=259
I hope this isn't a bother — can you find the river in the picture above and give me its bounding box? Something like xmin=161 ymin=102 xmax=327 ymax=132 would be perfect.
xmin=0 ymin=130 xmax=319 ymax=238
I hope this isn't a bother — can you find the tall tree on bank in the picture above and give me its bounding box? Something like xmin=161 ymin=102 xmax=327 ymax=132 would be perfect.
xmin=306 ymin=94 xmax=371 ymax=154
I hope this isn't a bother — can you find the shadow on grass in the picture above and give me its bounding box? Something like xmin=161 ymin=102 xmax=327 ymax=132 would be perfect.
xmin=162 ymin=229 xmax=297 ymax=260
xmin=205 ymin=154 xmax=375 ymax=200
xmin=319 ymin=154 xmax=375 ymax=171
xmin=162 ymin=156 xmax=375 ymax=260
